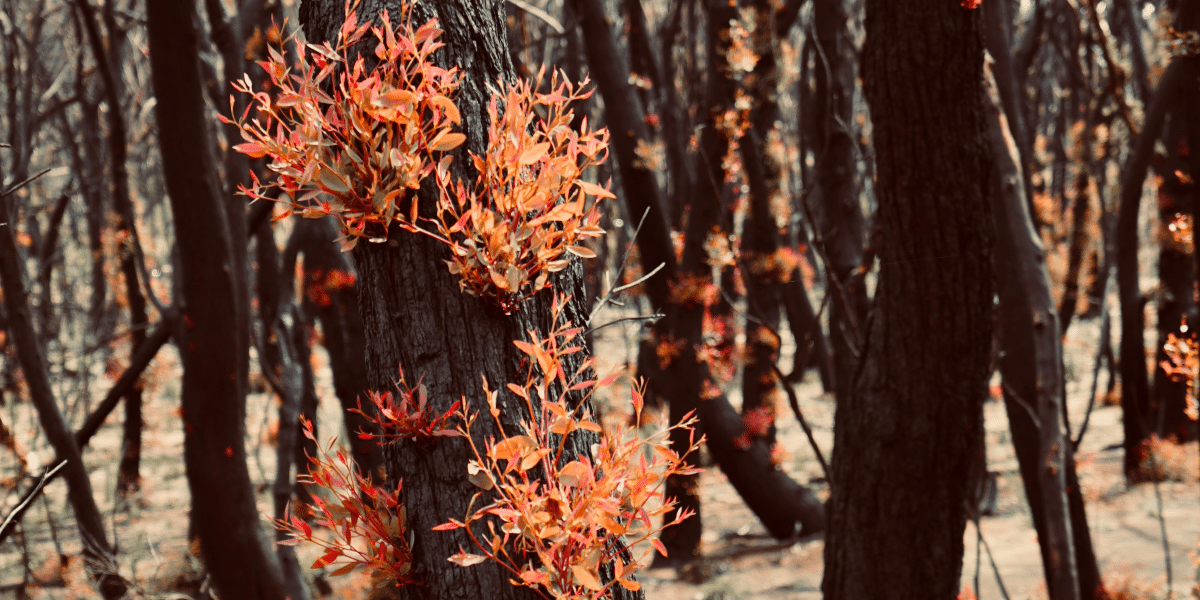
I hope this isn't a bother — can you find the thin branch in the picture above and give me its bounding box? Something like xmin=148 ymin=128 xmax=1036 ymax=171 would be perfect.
xmin=1003 ymin=381 xmax=1043 ymax=431
xmin=507 ymin=0 xmax=564 ymax=34
xmin=0 ymin=167 xmax=51 ymax=199
xmin=583 ymin=313 xmax=663 ymax=337
xmin=715 ymin=260 xmax=833 ymax=483
xmin=589 ymin=206 xmax=662 ymax=323
xmin=975 ymin=516 xmax=1014 ymax=600
xmin=0 ymin=460 xmax=67 ymax=541
xmin=609 ymin=262 xmax=665 ymax=297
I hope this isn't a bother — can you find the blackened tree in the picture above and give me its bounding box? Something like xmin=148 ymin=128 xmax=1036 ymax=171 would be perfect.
xmin=145 ymin=0 xmax=288 ymax=597
xmin=822 ymin=1 xmax=995 ymax=597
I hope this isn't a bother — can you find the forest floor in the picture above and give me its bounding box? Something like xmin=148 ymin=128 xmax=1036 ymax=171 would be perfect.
xmin=0 ymin=310 xmax=1197 ymax=600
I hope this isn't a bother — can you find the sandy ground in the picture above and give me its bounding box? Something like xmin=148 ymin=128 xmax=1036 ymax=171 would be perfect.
xmin=0 ymin=310 xmax=1197 ymax=599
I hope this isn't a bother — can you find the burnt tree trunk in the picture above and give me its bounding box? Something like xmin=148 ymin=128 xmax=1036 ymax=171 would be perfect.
xmin=0 ymin=172 xmax=128 ymax=600
xmin=571 ymin=0 xmax=676 ymax=310
xmin=1152 ymin=116 xmax=1195 ymax=443
xmin=299 ymin=1 xmax=640 ymax=598
xmin=822 ymin=2 xmax=994 ymax=597
xmin=1183 ymin=0 xmax=1200 ymax=444
xmin=986 ymin=62 xmax=1092 ymax=600
xmin=295 ymin=218 xmax=383 ymax=479
xmin=1116 ymin=57 xmax=1188 ymax=478
xmin=739 ymin=0 xmax=786 ymax=445
xmin=813 ymin=0 xmax=867 ymax=404
xmin=145 ymin=1 xmax=288 ymax=598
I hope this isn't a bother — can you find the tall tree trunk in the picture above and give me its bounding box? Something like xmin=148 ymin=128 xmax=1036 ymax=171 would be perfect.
xmin=739 ymin=0 xmax=787 ymax=445
xmin=1116 ymin=58 xmax=1188 ymax=478
xmin=986 ymin=61 xmax=1087 ymax=600
xmin=1 ymin=175 xmax=128 ymax=600
xmin=571 ymin=0 xmax=676 ymax=310
xmin=822 ymin=2 xmax=994 ymax=597
xmin=982 ymin=0 xmax=1034 ymax=206
xmin=1152 ymin=117 xmax=1195 ymax=443
xmin=1183 ymin=0 xmax=1200 ymax=444
xmin=256 ymin=221 xmax=317 ymax=600
xmin=296 ymin=218 xmax=383 ymax=479
xmin=813 ymin=0 xmax=867 ymax=404
xmin=145 ymin=1 xmax=288 ymax=598
xmin=299 ymin=2 xmax=641 ymax=598
xmin=73 ymin=0 xmax=154 ymax=496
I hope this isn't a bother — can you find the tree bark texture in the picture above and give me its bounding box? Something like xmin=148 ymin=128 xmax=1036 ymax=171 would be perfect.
xmin=300 ymin=1 xmax=640 ymax=598
xmin=822 ymin=2 xmax=994 ymax=598
xmin=145 ymin=1 xmax=288 ymax=598
xmin=985 ymin=62 xmax=1084 ymax=600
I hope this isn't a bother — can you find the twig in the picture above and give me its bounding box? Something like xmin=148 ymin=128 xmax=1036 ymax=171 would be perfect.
xmin=774 ymin=363 xmax=831 ymax=484
xmin=583 ymin=313 xmax=664 ymax=337
xmin=507 ymin=0 xmax=564 ymax=34
xmin=607 ymin=262 xmax=665 ymax=297
xmin=976 ymin=517 xmax=1013 ymax=600
xmin=0 ymin=167 xmax=51 ymax=199
xmin=588 ymin=207 xmax=662 ymax=323
xmin=769 ymin=289 xmax=833 ymax=484
xmin=1003 ymin=382 xmax=1043 ymax=431
xmin=716 ymin=263 xmax=833 ymax=483
xmin=0 ymin=460 xmax=67 ymax=541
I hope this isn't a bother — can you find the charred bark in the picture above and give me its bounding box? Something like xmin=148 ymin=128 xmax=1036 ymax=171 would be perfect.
xmin=1 ymin=173 xmax=128 ymax=600
xmin=822 ymin=2 xmax=994 ymax=597
xmin=987 ymin=61 xmax=1091 ymax=600
xmin=145 ymin=0 xmax=288 ymax=597
xmin=299 ymin=1 xmax=641 ymax=598
xmin=813 ymin=0 xmax=867 ymax=404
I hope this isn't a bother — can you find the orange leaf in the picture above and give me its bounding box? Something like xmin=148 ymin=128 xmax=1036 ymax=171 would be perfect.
xmin=431 ymin=131 xmax=466 ymax=152
xmin=572 ymin=565 xmax=604 ymax=591
xmin=518 ymin=142 xmax=550 ymax=165
xmin=567 ymin=245 xmax=596 ymax=259
xmin=233 ymin=142 xmax=268 ymax=158
xmin=557 ymin=460 xmax=591 ymax=487
xmin=329 ymin=562 xmax=357 ymax=576
xmin=489 ymin=435 xmax=535 ymax=462
xmin=448 ymin=552 xmax=488 ymax=567
xmin=576 ymin=179 xmax=615 ymax=199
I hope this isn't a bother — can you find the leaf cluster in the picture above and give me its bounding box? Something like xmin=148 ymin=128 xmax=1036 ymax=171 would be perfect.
xmin=223 ymin=0 xmax=463 ymax=249
xmin=353 ymin=367 xmax=461 ymax=448
xmin=431 ymin=71 xmax=612 ymax=314
xmin=226 ymin=0 xmax=615 ymax=315
xmin=434 ymin=297 xmax=703 ymax=599
xmin=276 ymin=417 xmax=417 ymax=589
